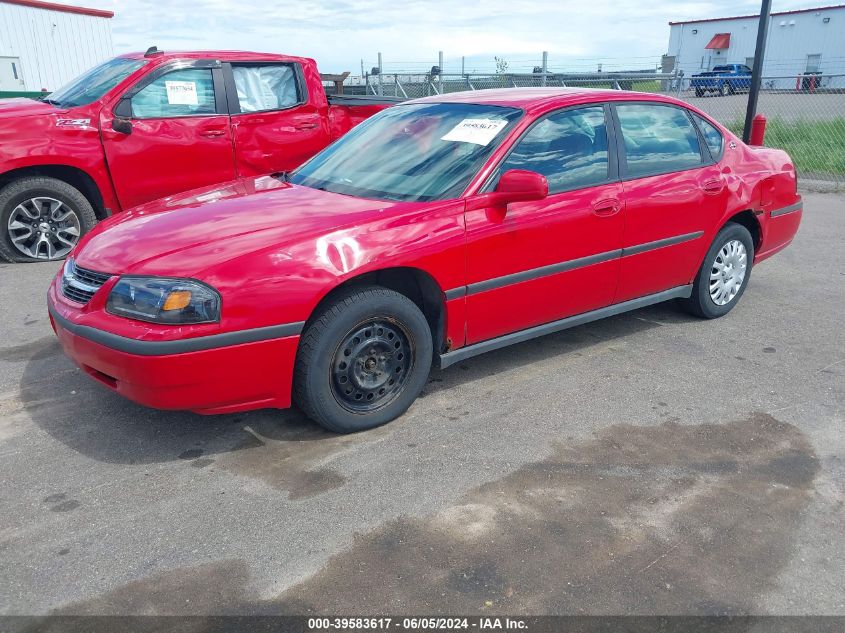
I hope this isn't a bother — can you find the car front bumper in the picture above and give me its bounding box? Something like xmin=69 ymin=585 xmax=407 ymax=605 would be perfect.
xmin=48 ymin=283 xmax=299 ymax=414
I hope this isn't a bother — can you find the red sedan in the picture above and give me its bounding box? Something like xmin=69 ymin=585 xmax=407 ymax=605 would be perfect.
xmin=48 ymin=88 xmax=802 ymax=432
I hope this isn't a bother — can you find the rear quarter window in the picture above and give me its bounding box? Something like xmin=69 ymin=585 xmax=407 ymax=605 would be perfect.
xmin=692 ymin=113 xmax=724 ymax=161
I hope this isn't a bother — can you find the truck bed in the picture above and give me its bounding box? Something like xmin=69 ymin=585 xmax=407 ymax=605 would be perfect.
xmin=327 ymin=94 xmax=405 ymax=106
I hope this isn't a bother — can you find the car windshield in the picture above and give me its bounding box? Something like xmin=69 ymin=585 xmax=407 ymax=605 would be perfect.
xmin=712 ymin=66 xmax=732 ymax=72
xmin=290 ymin=103 xmax=523 ymax=202
xmin=46 ymin=57 xmax=147 ymax=107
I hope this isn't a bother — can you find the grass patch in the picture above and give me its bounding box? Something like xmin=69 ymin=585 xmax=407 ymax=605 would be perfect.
xmin=727 ymin=117 xmax=845 ymax=177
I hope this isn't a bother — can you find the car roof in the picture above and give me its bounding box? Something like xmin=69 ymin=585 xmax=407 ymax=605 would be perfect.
xmin=408 ymin=87 xmax=687 ymax=113
xmin=118 ymin=51 xmax=311 ymax=64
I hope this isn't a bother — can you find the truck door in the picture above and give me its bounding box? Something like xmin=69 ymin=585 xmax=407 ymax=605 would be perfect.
xmin=100 ymin=60 xmax=236 ymax=210
xmin=223 ymin=61 xmax=330 ymax=176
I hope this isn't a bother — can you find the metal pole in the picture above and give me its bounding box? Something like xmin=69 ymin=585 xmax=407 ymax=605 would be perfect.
xmin=439 ymin=50 xmax=444 ymax=90
xmin=377 ymin=52 xmax=383 ymax=96
xmin=360 ymin=59 xmax=365 ymax=78
xmin=461 ymin=56 xmax=465 ymax=75
xmin=541 ymin=51 xmax=548 ymax=87
xmin=743 ymin=0 xmax=772 ymax=143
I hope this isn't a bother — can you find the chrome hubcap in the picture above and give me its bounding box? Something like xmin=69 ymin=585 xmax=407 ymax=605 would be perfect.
xmin=7 ymin=196 xmax=81 ymax=260
xmin=709 ymin=239 xmax=747 ymax=306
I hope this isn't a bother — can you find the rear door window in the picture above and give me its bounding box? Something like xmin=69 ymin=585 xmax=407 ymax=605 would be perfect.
xmin=131 ymin=68 xmax=217 ymax=119
xmin=231 ymin=64 xmax=301 ymax=112
xmin=615 ymin=103 xmax=704 ymax=178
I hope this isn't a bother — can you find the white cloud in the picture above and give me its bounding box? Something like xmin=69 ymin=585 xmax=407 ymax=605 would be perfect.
xmin=53 ymin=0 xmax=830 ymax=73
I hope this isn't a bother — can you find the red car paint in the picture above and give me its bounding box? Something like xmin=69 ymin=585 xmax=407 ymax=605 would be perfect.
xmin=0 ymin=51 xmax=393 ymax=215
xmin=47 ymin=88 xmax=802 ymax=415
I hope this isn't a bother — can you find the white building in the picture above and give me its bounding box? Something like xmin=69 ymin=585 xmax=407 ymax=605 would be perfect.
xmin=666 ymin=4 xmax=845 ymax=88
xmin=0 ymin=0 xmax=114 ymax=94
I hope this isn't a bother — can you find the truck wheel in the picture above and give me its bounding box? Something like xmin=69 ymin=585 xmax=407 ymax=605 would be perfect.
xmin=720 ymin=82 xmax=731 ymax=96
xmin=293 ymin=286 xmax=433 ymax=433
xmin=681 ymin=223 xmax=754 ymax=319
xmin=0 ymin=177 xmax=97 ymax=263
xmin=695 ymin=88 xmax=704 ymax=97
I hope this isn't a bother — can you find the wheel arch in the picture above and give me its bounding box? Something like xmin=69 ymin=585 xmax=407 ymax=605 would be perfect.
xmin=304 ymin=266 xmax=447 ymax=353
xmin=723 ymin=209 xmax=762 ymax=251
xmin=0 ymin=165 xmax=108 ymax=220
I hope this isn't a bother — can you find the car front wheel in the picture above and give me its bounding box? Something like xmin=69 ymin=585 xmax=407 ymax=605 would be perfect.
xmin=0 ymin=176 xmax=97 ymax=263
xmin=682 ymin=223 xmax=754 ymax=319
xmin=720 ymin=82 xmax=732 ymax=96
xmin=294 ymin=286 xmax=433 ymax=433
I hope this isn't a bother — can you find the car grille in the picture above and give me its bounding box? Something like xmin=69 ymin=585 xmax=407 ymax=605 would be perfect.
xmin=61 ymin=261 xmax=112 ymax=305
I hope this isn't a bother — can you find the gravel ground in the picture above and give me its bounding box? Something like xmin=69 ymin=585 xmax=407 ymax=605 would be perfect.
xmin=683 ymin=91 xmax=845 ymax=123
xmin=0 ymin=192 xmax=842 ymax=616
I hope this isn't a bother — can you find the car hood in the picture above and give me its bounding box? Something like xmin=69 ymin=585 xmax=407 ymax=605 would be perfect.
xmin=0 ymin=97 xmax=58 ymax=119
xmin=74 ymin=175 xmax=404 ymax=276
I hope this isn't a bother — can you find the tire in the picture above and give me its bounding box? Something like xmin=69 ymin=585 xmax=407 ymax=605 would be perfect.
xmin=681 ymin=223 xmax=754 ymax=319
xmin=720 ymin=82 xmax=731 ymax=97
xmin=0 ymin=176 xmax=97 ymax=263
xmin=293 ymin=286 xmax=433 ymax=433
xmin=695 ymin=88 xmax=704 ymax=97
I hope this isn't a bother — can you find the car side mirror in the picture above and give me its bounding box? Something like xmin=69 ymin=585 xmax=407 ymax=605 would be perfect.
xmin=493 ymin=169 xmax=548 ymax=204
xmin=465 ymin=169 xmax=548 ymax=212
xmin=111 ymin=117 xmax=132 ymax=135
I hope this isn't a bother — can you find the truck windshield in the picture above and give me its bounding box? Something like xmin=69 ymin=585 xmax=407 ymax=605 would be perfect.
xmin=46 ymin=57 xmax=147 ymax=108
xmin=290 ymin=103 xmax=522 ymax=202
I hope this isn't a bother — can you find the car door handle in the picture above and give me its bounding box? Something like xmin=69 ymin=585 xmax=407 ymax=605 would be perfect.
xmin=199 ymin=129 xmax=227 ymax=138
xmin=592 ymin=198 xmax=621 ymax=217
xmin=702 ymin=179 xmax=725 ymax=195
xmin=294 ymin=122 xmax=319 ymax=130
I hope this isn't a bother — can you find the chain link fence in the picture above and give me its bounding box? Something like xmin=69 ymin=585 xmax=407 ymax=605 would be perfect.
xmin=327 ymin=71 xmax=845 ymax=183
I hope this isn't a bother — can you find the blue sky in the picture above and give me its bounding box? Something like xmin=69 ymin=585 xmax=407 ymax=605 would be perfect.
xmin=61 ymin=0 xmax=830 ymax=73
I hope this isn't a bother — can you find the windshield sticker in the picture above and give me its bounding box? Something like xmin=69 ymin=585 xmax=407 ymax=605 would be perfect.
xmin=165 ymin=81 xmax=199 ymax=105
xmin=441 ymin=118 xmax=508 ymax=146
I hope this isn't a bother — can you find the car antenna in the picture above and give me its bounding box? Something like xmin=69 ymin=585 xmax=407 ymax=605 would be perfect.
xmin=145 ymin=46 xmax=163 ymax=57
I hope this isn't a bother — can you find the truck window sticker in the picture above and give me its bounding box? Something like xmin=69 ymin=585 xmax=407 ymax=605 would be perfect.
xmin=441 ymin=118 xmax=508 ymax=146
xmin=165 ymin=81 xmax=199 ymax=106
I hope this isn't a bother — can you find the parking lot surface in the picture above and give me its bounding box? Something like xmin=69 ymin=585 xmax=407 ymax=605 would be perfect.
xmin=0 ymin=192 xmax=842 ymax=615
xmin=688 ymin=92 xmax=844 ymax=123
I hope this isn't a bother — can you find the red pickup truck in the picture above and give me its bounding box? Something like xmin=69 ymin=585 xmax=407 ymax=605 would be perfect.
xmin=0 ymin=48 xmax=395 ymax=262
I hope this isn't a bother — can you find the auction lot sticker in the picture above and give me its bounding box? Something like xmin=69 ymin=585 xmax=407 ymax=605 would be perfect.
xmin=165 ymin=80 xmax=199 ymax=105
xmin=441 ymin=118 xmax=508 ymax=145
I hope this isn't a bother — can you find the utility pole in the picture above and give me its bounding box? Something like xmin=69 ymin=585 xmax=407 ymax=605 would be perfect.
xmin=743 ymin=0 xmax=772 ymax=143
xmin=377 ymin=52 xmax=383 ymax=96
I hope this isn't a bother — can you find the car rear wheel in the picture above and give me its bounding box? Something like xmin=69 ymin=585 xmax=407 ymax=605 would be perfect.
xmin=293 ymin=286 xmax=433 ymax=433
xmin=720 ymin=82 xmax=731 ymax=96
xmin=695 ymin=88 xmax=704 ymax=97
xmin=681 ymin=223 xmax=754 ymax=319
xmin=0 ymin=176 xmax=97 ymax=263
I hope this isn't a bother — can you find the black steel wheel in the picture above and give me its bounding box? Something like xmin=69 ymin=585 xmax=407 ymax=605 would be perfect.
xmin=294 ymin=286 xmax=433 ymax=433
xmin=330 ymin=318 xmax=414 ymax=413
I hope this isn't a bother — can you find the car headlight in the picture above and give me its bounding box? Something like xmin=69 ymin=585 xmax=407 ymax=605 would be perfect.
xmin=106 ymin=277 xmax=221 ymax=324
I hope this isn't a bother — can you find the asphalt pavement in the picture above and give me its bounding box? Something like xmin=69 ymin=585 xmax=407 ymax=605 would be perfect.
xmin=0 ymin=192 xmax=842 ymax=616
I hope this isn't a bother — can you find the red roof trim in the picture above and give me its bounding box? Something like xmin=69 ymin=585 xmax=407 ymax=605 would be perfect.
xmin=705 ymin=33 xmax=731 ymax=49
xmin=0 ymin=0 xmax=114 ymax=18
xmin=669 ymin=3 xmax=844 ymax=25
